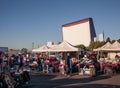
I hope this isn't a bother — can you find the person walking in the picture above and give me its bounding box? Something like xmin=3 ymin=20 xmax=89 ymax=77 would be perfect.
xmin=66 ymin=53 xmax=72 ymax=77
xmin=59 ymin=58 xmax=65 ymax=75
xmin=37 ymin=56 xmax=42 ymax=71
xmin=0 ymin=52 xmax=3 ymax=72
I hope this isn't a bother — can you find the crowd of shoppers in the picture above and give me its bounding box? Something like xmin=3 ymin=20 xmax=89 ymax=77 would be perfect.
xmin=1 ymin=50 xmax=120 ymax=88
xmin=0 ymin=51 xmax=30 ymax=88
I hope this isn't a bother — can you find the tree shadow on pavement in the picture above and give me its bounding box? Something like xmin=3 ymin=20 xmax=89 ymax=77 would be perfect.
xmin=54 ymin=84 xmax=120 ymax=88
xmin=20 ymin=73 xmax=120 ymax=88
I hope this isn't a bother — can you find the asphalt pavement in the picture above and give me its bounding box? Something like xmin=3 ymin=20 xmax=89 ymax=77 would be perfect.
xmin=20 ymin=71 xmax=120 ymax=88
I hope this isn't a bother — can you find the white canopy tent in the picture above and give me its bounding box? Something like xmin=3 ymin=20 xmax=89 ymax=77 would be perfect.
xmin=106 ymin=41 xmax=120 ymax=51
xmin=32 ymin=45 xmax=50 ymax=52
xmin=93 ymin=41 xmax=120 ymax=52
xmin=32 ymin=41 xmax=81 ymax=59
xmin=93 ymin=42 xmax=112 ymax=51
xmin=49 ymin=41 xmax=81 ymax=52
xmin=106 ymin=41 xmax=120 ymax=59
xmin=32 ymin=41 xmax=81 ymax=52
xmin=93 ymin=41 xmax=120 ymax=59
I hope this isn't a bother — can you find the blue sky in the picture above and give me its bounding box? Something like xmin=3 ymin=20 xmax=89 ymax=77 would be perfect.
xmin=0 ymin=0 xmax=120 ymax=50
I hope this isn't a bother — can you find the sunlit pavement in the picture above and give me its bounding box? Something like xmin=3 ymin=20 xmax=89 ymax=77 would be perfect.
xmin=20 ymin=71 xmax=120 ymax=88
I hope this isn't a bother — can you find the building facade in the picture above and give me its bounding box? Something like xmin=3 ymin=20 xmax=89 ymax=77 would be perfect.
xmin=98 ymin=33 xmax=104 ymax=42
xmin=62 ymin=18 xmax=96 ymax=46
xmin=0 ymin=47 xmax=8 ymax=52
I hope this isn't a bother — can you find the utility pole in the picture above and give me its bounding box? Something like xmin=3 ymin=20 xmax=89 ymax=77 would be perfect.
xmin=32 ymin=42 xmax=34 ymax=50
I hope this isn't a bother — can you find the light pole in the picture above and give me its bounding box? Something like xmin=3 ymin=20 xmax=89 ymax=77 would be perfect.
xmin=32 ymin=42 xmax=34 ymax=50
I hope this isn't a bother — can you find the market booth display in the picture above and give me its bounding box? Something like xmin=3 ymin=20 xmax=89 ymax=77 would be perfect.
xmin=93 ymin=41 xmax=120 ymax=75
xmin=32 ymin=41 xmax=81 ymax=74
xmin=93 ymin=41 xmax=120 ymax=60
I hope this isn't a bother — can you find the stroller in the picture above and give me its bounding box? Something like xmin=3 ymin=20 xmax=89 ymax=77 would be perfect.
xmin=0 ymin=72 xmax=16 ymax=88
xmin=12 ymin=67 xmax=31 ymax=87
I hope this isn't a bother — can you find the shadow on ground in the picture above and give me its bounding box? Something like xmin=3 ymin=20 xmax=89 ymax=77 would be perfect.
xmin=52 ymin=84 xmax=120 ymax=88
xmin=19 ymin=72 xmax=120 ymax=88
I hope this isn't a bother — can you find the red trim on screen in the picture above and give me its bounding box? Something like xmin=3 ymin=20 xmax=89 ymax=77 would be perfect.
xmin=62 ymin=18 xmax=90 ymax=27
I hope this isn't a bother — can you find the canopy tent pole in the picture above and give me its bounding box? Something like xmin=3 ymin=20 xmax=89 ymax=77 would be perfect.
xmin=96 ymin=50 xmax=100 ymax=59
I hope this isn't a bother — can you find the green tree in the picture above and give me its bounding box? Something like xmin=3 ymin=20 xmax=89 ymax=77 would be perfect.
xmin=89 ymin=41 xmax=97 ymax=51
xmin=111 ymin=40 xmax=116 ymax=44
xmin=89 ymin=41 xmax=105 ymax=51
xmin=76 ymin=44 xmax=86 ymax=50
xmin=21 ymin=48 xmax=28 ymax=54
xmin=106 ymin=37 xmax=111 ymax=43
xmin=117 ymin=39 xmax=120 ymax=43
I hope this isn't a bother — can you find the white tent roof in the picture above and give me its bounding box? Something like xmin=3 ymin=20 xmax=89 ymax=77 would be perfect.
xmin=106 ymin=41 xmax=120 ymax=51
xmin=101 ymin=42 xmax=112 ymax=51
xmin=93 ymin=42 xmax=112 ymax=51
xmin=32 ymin=45 xmax=49 ymax=52
xmin=101 ymin=42 xmax=112 ymax=49
xmin=49 ymin=41 xmax=81 ymax=52
xmin=93 ymin=41 xmax=120 ymax=51
xmin=32 ymin=41 xmax=81 ymax=52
